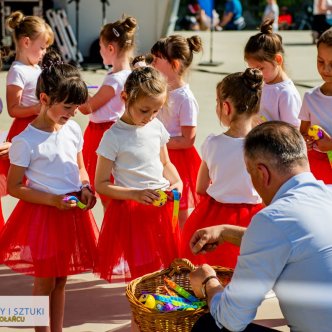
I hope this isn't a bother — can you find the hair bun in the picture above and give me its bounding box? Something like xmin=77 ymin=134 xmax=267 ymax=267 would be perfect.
xmin=123 ymin=16 xmax=137 ymax=32
xmin=41 ymin=49 xmax=63 ymax=70
xmin=260 ymin=19 xmax=274 ymax=34
xmin=7 ymin=11 xmax=24 ymax=30
xmin=242 ymin=68 xmax=263 ymax=91
xmin=187 ymin=35 xmax=203 ymax=53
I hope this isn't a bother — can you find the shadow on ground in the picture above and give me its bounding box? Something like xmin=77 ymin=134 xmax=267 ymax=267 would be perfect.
xmin=0 ymin=266 xmax=132 ymax=331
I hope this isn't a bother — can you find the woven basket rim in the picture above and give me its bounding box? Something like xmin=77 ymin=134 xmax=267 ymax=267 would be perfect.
xmin=126 ymin=258 xmax=233 ymax=315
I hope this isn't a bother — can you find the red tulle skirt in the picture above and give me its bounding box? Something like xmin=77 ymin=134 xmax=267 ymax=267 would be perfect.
xmin=308 ymin=149 xmax=332 ymax=184
xmin=181 ymin=196 xmax=263 ymax=269
xmin=83 ymin=121 xmax=115 ymax=188
xmin=0 ymin=158 xmax=8 ymax=197
xmin=0 ymin=199 xmax=4 ymax=232
xmin=7 ymin=116 xmax=37 ymax=142
xmin=168 ymin=147 xmax=201 ymax=210
xmin=0 ymin=199 xmax=99 ymax=277
xmin=94 ymin=199 xmax=181 ymax=282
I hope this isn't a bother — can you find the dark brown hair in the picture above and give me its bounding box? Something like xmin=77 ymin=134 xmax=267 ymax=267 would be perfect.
xmin=216 ymin=68 xmax=263 ymax=118
xmin=36 ymin=50 xmax=88 ymax=105
xmin=151 ymin=34 xmax=203 ymax=75
xmin=100 ymin=16 xmax=137 ymax=54
xmin=244 ymin=19 xmax=284 ymax=64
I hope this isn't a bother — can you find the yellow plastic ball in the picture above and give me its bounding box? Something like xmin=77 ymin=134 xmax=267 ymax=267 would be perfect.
xmin=138 ymin=294 xmax=156 ymax=309
xmin=152 ymin=189 xmax=168 ymax=207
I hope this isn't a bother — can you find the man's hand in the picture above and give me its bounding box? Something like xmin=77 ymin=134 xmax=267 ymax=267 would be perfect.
xmin=189 ymin=264 xmax=218 ymax=298
xmin=190 ymin=224 xmax=246 ymax=255
xmin=190 ymin=225 xmax=226 ymax=255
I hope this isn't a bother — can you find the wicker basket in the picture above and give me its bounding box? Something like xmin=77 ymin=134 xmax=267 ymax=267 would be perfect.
xmin=126 ymin=258 xmax=233 ymax=332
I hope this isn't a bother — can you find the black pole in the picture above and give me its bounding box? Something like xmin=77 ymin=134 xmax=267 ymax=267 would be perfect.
xmin=68 ymin=0 xmax=80 ymax=65
xmin=100 ymin=0 xmax=110 ymax=26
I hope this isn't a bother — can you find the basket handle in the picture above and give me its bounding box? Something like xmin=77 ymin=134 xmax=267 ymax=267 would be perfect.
xmin=169 ymin=258 xmax=196 ymax=276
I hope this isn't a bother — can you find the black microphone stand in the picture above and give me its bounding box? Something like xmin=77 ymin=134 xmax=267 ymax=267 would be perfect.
xmin=100 ymin=0 xmax=110 ymax=26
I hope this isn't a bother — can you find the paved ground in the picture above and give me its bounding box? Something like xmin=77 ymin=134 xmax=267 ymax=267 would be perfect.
xmin=0 ymin=29 xmax=320 ymax=331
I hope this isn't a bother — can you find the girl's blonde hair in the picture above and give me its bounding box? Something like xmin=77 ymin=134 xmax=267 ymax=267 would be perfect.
xmin=217 ymin=68 xmax=263 ymax=119
xmin=244 ymin=19 xmax=284 ymax=65
xmin=124 ymin=66 xmax=167 ymax=106
xmin=151 ymin=34 xmax=203 ymax=75
xmin=6 ymin=11 xmax=54 ymax=46
xmin=100 ymin=16 xmax=137 ymax=54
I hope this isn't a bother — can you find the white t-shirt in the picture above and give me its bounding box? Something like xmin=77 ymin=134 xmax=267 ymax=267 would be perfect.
xmin=6 ymin=61 xmax=41 ymax=107
xmin=299 ymin=86 xmax=332 ymax=135
xmin=89 ymin=69 xmax=131 ymax=123
xmin=9 ymin=120 xmax=83 ymax=194
xmin=260 ymin=79 xmax=301 ymax=127
xmin=157 ymin=84 xmax=198 ymax=137
xmin=202 ymin=134 xmax=261 ymax=204
xmin=97 ymin=118 xmax=170 ymax=190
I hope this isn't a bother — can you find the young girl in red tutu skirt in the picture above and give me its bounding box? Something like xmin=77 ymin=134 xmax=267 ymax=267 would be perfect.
xmin=300 ymin=29 xmax=332 ymax=184
xmin=0 ymin=12 xmax=54 ymax=203
xmin=0 ymin=52 xmax=99 ymax=331
xmin=151 ymin=35 xmax=203 ymax=228
xmin=94 ymin=66 xmax=183 ymax=282
xmin=6 ymin=11 xmax=54 ymax=142
xmin=181 ymin=68 xmax=264 ymax=269
xmin=79 ymin=16 xmax=136 ymax=208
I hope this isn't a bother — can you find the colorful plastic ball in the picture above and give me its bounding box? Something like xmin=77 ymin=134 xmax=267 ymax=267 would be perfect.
xmin=138 ymin=294 xmax=156 ymax=309
xmin=152 ymin=189 xmax=168 ymax=207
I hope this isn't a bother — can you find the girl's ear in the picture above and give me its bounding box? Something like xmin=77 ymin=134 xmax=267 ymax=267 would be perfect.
xmin=172 ymin=59 xmax=181 ymax=72
xmin=22 ymin=36 xmax=30 ymax=48
xmin=120 ymin=91 xmax=127 ymax=103
xmin=39 ymin=92 xmax=50 ymax=105
xmin=108 ymin=43 xmax=115 ymax=53
xmin=223 ymin=100 xmax=232 ymax=116
xmin=275 ymin=54 xmax=283 ymax=66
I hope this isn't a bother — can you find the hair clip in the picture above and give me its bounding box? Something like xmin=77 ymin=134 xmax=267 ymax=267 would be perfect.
xmin=113 ymin=28 xmax=120 ymax=37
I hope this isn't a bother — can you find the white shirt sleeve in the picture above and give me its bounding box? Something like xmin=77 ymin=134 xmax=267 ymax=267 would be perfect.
xmin=210 ymin=213 xmax=292 ymax=331
xmin=298 ymin=93 xmax=310 ymax=122
xmin=160 ymin=122 xmax=170 ymax=146
xmin=6 ymin=66 xmax=25 ymax=89
xmin=9 ymin=137 xmax=31 ymax=167
xmin=278 ymin=89 xmax=301 ymax=127
xmin=103 ymin=73 xmax=120 ymax=94
xmin=96 ymin=129 xmax=119 ymax=161
xmin=179 ymin=96 xmax=198 ymax=127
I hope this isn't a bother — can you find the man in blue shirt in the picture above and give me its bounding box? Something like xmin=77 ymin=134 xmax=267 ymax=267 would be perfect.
xmin=189 ymin=121 xmax=332 ymax=332
xmin=219 ymin=0 xmax=245 ymax=30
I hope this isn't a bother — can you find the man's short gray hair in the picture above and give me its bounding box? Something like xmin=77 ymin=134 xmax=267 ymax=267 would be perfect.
xmin=244 ymin=121 xmax=308 ymax=172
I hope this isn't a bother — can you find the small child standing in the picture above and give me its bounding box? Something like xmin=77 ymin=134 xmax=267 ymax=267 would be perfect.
xmin=79 ymin=16 xmax=136 ymax=208
xmin=299 ymin=28 xmax=332 ymax=184
xmin=151 ymin=34 xmax=203 ymax=228
xmin=0 ymin=55 xmax=99 ymax=332
xmin=6 ymin=11 xmax=54 ymax=142
xmin=0 ymin=11 xmax=54 ymax=205
xmin=181 ymin=68 xmax=264 ymax=269
xmin=244 ymin=19 xmax=301 ymax=127
xmin=94 ymin=67 xmax=182 ymax=281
